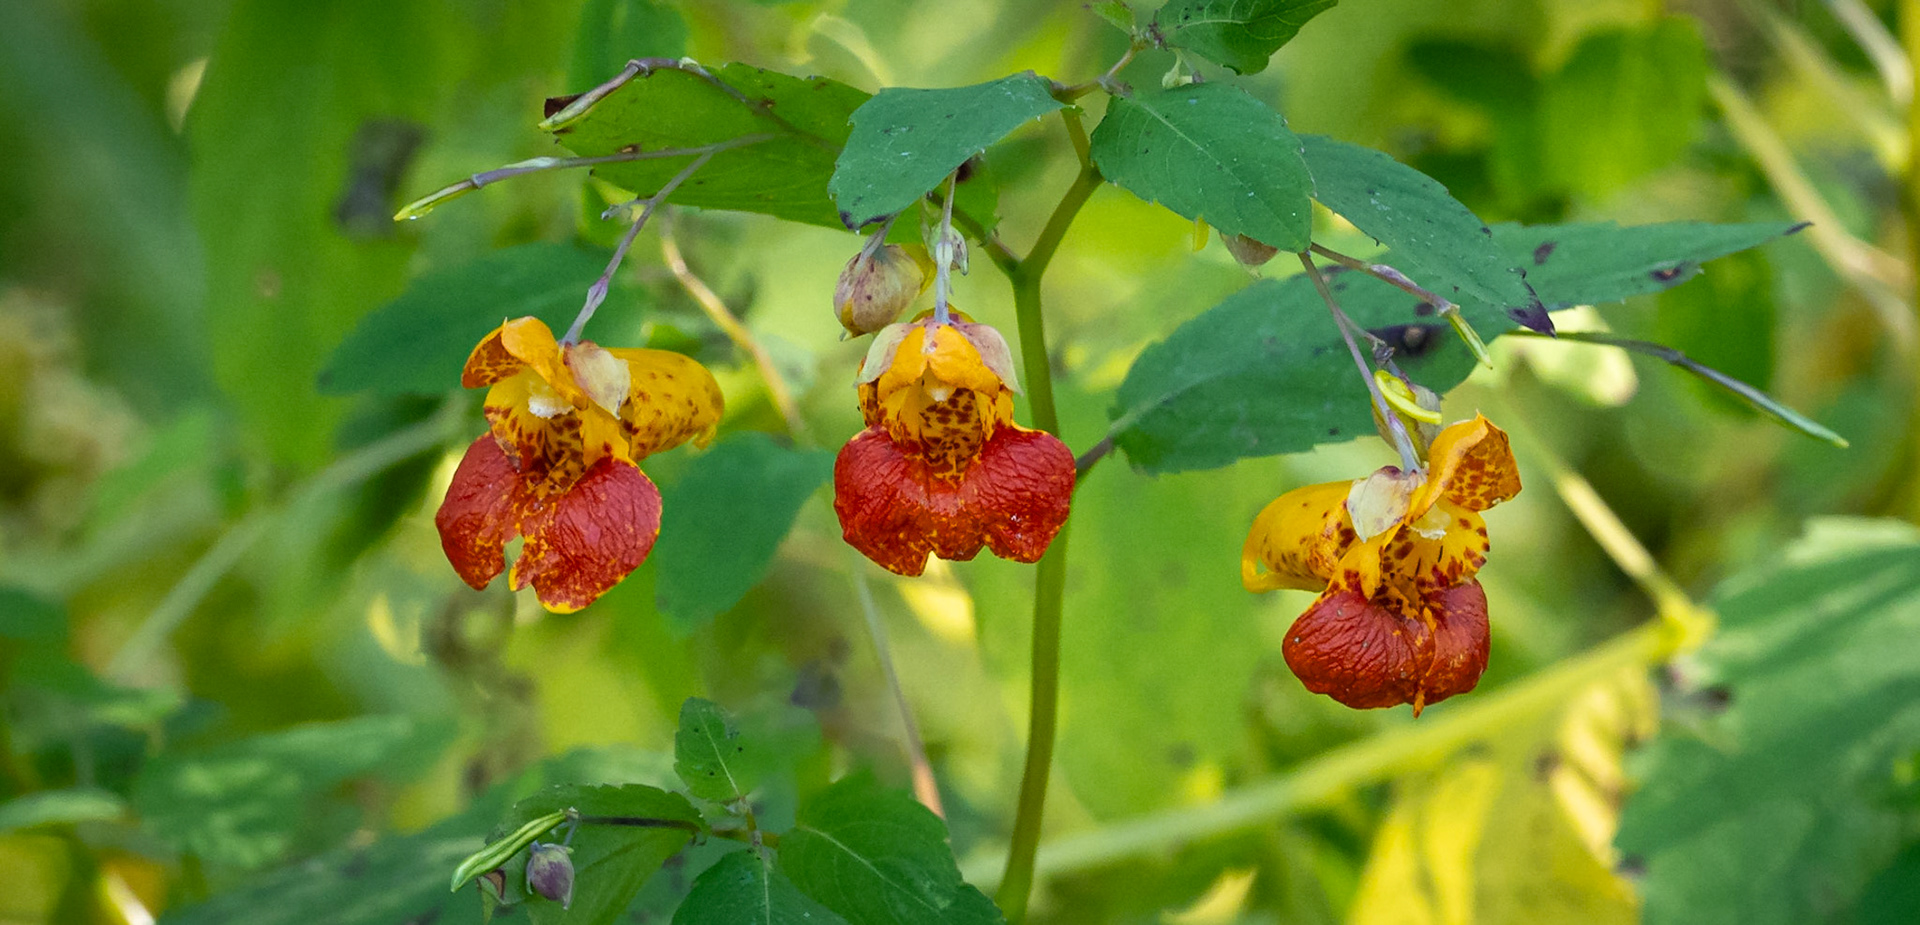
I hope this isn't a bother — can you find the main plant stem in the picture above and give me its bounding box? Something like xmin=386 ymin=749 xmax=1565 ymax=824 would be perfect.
xmin=996 ymin=109 xmax=1102 ymax=923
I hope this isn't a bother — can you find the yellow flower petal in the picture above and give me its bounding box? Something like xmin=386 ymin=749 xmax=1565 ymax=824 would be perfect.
xmin=463 ymin=316 xmax=568 ymax=391
xmin=1410 ymin=415 xmax=1522 ymax=519
xmin=1346 ymin=467 xmax=1419 ymax=542
xmin=564 ymin=341 xmax=630 ymax=416
xmin=608 ymin=348 xmax=724 ymax=459
xmin=1242 ymin=481 xmax=1357 ymax=593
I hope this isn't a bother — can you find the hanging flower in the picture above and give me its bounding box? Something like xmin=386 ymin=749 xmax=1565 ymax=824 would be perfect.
xmin=436 ymin=317 xmax=722 ymax=612
xmin=834 ymin=312 xmax=1074 ymax=576
xmin=1242 ymin=415 xmax=1522 ymax=713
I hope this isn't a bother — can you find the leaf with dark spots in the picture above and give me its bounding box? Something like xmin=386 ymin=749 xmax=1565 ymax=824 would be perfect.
xmin=1533 ymin=240 xmax=1557 ymax=264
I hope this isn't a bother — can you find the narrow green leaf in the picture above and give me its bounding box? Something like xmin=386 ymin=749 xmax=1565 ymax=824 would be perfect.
xmin=1617 ymin=519 xmax=1920 ymax=925
xmin=1524 ymin=331 xmax=1847 ymax=447
xmin=830 ymin=73 xmax=1062 ymax=229
xmin=320 ymin=243 xmax=637 ymax=396
xmin=0 ymin=788 xmax=127 ymax=833
xmin=780 ymin=774 xmax=970 ymax=925
xmin=1300 ymin=134 xmax=1548 ymax=332
xmin=545 ymin=63 xmax=871 ymax=228
xmin=1150 ymin=0 xmax=1339 ymax=74
xmin=652 ymin=433 xmax=833 ymax=632
xmin=1090 ymin=83 xmax=1313 ymax=251
xmin=450 ymin=810 xmax=568 ymax=892
xmin=673 ymin=850 xmax=850 ymax=925
xmin=494 ymin=784 xmax=704 ymax=925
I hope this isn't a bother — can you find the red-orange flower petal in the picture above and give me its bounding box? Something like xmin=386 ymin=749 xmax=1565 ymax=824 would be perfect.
xmin=436 ymin=436 xmax=523 ymax=591
xmin=834 ymin=425 xmax=1074 ymax=576
xmin=509 ymin=456 xmax=662 ymax=613
xmin=1281 ymin=579 xmax=1489 ymax=713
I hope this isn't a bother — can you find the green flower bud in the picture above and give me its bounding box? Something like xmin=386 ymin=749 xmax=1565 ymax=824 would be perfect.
xmin=526 ymin=842 xmax=574 ymax=909
xmin=836 ymin=243 xmax=931 ymax=336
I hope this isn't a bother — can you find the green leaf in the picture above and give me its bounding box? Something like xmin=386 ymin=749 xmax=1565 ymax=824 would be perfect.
xmin=1538 ymin=19 xmax=1709 ymax=198
xmin=1107 ymin=219 xmax=1803 ymax=472
xmin=1090 ymin=83 xmax=1313 ymax=251
xmin=651 ymin=433 xmax=833 ymax=632
xmin=1150 ymin=0 xmax=1339 ymax=74
xmin=1616 ymin=519 xmax=1920 ymax=925
xmin=780 ymin=774 xmax=970 ymax=925
xmin=1300 ymin=134 xmax=1547 ymax=332
xmin=191 ymin=0 xmax=449 ymax=464
xmin=132 ymin=716 xmax=432 ymax=870
xmin=546 ymin=63 xmax=872 ymax=228
xmin=320 ymin=243 xmax=637 ymax=396
xmin=1106 ymin=273 xmax=1475 ymax=473
xmin=0 ymin=586 xmax=65 ymax=641
xmin=0 ymin=788 xmax=128 ymax=833
xmin=161 ymin=810 xmax=489 ymax=925
xmin=673 ymin=849 xmax=850 ymax=925
xmin=1090 ymin=0 xmax=1137 ymax=33
xmin=673 ymin=698 xmax=758 ymax=804
xmin=830 ymin=73 xmax=1063 ymax=229
xmin=496 ymin=784 xmax=704 ymax=925
xmin=1500 ymin=220 xmax=1804 ymax=316
xmin=568 ymin=0 xmax=687 ymax=93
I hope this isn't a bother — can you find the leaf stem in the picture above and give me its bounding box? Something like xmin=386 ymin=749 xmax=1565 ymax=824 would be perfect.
xmin=393 ymin=139 xmax=772 ymax=221
xmin=1297 ymin=252 xmax=1424 ymax=472
xmin=997 ymin=107 xmax=1102 ymax=924
xmin=563 ymin=149 xmax=715 ymax=344
xmin=1307 ymin=243 xmax=1492 ymax=368
xmin=658 ymin=215 xmax=808 ymax=439
xmin=934 ymin=172 xmax=959 ymax=325
xmin=852 ymin=566 xmax=945 ymax=817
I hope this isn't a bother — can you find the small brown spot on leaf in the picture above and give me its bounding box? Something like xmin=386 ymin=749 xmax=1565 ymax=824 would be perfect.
xmin=1533 ymin=241 xmax=1556 ymax=265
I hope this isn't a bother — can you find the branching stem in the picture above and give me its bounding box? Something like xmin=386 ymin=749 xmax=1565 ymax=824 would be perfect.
xmin=564 ymin=150 xmax=715 ymax=344
xmin=996 ymin=106 xmax=1102 ymax=925
xmin=1297 ymin=252 xmax=1424 ymax=472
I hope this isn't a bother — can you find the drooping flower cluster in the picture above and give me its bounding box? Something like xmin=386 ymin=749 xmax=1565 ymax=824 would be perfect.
xmin=834 ymin=312 xmax=1075 ymax=576
xmin=436 ymin=317 xmax=722 ymax=612
xmin=1242 ymin=415 xmax=1521 ymax=713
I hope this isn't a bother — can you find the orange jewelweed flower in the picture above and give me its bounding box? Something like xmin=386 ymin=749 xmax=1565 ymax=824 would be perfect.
xmin=436 ymin=317 xmax=722 ymax=612
xmin=834 ymin=313 xmax=1074 ymax=576
xmin=1242 ymin=415 xmax=1522 ymax=713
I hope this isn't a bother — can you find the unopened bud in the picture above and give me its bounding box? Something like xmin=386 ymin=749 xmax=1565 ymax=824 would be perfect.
xmin=1222 ymin=233 xmax=1278 ymax=268
xmin=526 ymin=842 xmax=574 ymax=909
xmin=836 ymin=244 xmax=930 ymax=336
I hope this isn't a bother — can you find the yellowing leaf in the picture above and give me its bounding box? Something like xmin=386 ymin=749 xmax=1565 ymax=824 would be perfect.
xmin=1346 ymin=670 xmax=1650 ymax=925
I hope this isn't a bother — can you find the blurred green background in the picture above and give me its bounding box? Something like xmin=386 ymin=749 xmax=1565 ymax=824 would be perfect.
xmin=2 ymin=0 xmax=1919 ymax=923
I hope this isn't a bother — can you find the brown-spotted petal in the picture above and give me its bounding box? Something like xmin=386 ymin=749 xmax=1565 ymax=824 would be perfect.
xmin=1243 ymin=481 xmax=1357 ymax=593
xmin=607 ymin=348 xmax=724 ymax=459
xmin=1411 ymin=414 xmax=1521 ymax=518
xmin=463 ymin=316 xmax=566 ymax=390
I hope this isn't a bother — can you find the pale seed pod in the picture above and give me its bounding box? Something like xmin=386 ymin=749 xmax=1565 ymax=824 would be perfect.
xmin=835 ymin=243 xmax=930 ymax=336
xmin=1222 ymin=233 xmax=1279 ymax=267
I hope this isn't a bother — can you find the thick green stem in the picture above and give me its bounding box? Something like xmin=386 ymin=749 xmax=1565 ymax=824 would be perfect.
xmin=996 ymin=109 xmax=1102 ymax=923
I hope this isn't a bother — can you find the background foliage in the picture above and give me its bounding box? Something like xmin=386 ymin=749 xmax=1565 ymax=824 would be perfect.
xmin=3 ymin=0 xmax=1920 ymax=923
